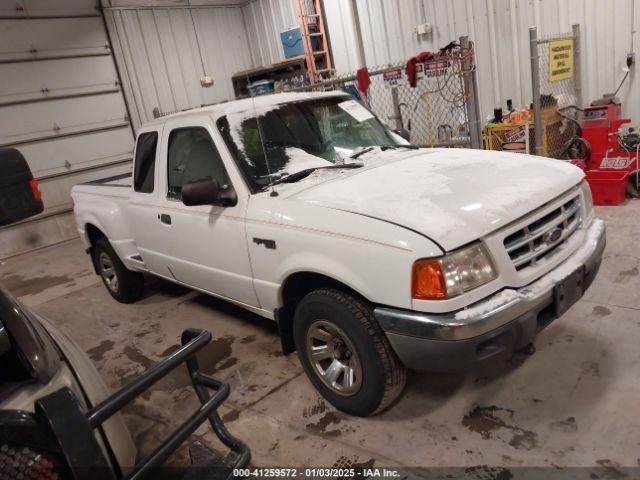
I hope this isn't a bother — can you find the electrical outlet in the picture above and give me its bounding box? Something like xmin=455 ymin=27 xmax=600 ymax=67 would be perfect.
xmin=415 ymin=23 xmax=433 ymax=36
xmin=200 ymin=75 xmax=214 ymax=88
xmin=627 ymin=52 xmax=635 ymax=67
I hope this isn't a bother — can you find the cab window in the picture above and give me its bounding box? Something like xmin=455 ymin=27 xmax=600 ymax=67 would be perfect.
xmin=133 ymin=132 xmax=158 ymax=193
xmin=167 ymin=127 xmax=230 ymax=200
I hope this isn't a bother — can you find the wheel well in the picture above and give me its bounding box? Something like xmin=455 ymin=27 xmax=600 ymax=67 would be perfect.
xmin=85 ymin=223 xmax=105 ymax=246
xmin=276 ymin=272 xmax=366 ymax=355
xmin=85 ymin=224 xmax=106 ymax=274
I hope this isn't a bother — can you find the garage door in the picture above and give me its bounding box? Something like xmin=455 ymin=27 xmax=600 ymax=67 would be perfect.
xmin=0 ymin=0 xmax=134 ymax=258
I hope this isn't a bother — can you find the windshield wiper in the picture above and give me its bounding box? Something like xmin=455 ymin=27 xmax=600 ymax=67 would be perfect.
xmin=350 ymin=146 xmax=377 ymax=160
xmin=270 ymin=163 xmax=363 ymax=187
xmin=380 ymin=144 xmax=420 ymax=151
xmin=350 ymin=144 xmax=419 ymax=160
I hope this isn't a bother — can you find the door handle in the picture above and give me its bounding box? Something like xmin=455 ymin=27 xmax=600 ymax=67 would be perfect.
xmin=159 ymin=213 xmax=172 ymax=225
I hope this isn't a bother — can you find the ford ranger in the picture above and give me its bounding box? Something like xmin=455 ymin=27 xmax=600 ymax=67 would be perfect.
xmin=71 ymin=91 xmax=605 ymax=416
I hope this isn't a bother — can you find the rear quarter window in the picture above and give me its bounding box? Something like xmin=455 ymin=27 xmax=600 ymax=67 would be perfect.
xmin=133 ymin=132 xmax=158 ymax=193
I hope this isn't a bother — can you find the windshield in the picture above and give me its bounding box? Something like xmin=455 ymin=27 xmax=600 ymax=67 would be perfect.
xmin=217 ymin=96 xmax=407 ymax=192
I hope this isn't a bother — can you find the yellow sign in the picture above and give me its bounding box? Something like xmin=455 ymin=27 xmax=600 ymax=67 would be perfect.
xmin=548 ymin=38 xmax=574 ymax=82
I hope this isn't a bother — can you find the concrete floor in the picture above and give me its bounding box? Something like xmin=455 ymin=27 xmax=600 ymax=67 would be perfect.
xmin=2 ymin=202 xmax=640 ymax=475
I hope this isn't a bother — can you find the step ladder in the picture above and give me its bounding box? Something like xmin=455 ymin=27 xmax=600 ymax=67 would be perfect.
xmin=294 ymin=0 xmax=333 ymax=85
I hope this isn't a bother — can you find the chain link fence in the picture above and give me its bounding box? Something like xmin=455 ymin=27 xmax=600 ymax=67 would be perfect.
xmin=530 ymin=25 xmax=582 ymax=159
xmin=154 ymin=38 xmax=482 ymax=150
xmin=296 ymin=37 xmax=481 ymax=148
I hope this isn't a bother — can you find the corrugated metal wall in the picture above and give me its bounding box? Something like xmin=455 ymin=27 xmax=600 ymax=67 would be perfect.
xmin=104 ymin=4 xmax=254 ymax=130
xmin=323 ymin=0 xmax=639 ymax=122
xmin=242 ymin=0 xmax=298 ymax=67
xmin=2 ymin=0 xmax=635 ymax=256
xmin=101 ymin=0 xmax=300 ymax=127
xmin=0 ymin=0 xmax=134 ymax=258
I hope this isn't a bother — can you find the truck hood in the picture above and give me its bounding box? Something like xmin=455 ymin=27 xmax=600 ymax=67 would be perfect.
xmin=289 ymin=148 xmax=584 ymax=251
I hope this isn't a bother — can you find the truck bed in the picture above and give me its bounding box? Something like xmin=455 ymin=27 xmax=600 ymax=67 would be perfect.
xmin=71 ymin=173 xmax=138 ymax=268
xmin=82 ymin=172 xmax=132 ymax=188
xmin=73 ymin=172 xmax=132 ymax=199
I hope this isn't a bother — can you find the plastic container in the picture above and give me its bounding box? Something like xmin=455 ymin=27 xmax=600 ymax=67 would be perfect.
xmin=280 ymin=27 xmax=321 ymax=59
xmin=585 ymin=170 xmax=629 ymax=206
xmin=280 ymin=27 xmax=305 ymax=58
xmin=247 ymin=80 xmax=274 ymax=97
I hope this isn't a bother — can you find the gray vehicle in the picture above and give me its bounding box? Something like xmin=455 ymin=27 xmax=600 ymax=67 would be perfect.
xmin=0 ymin=149 xmax=250 ymax=479
xmin=0 ymin=287 xmax=250 ymax=479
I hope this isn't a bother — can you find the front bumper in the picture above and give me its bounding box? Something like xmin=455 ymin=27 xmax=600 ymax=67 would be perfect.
xmin=374 ymin=219 xmax=606 ymax=372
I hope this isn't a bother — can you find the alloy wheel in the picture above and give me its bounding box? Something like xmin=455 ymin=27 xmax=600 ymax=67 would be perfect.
xmin=98 ymin=252 xmax=118 ymax=293
xmin=305 ymin=319 xmax=363 ymax=396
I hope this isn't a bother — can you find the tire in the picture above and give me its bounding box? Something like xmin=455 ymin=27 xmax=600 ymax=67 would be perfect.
xmin=93 ymin=237 xmax=144 ymax=303
xmin=293 ymin=288 xmax=406 ymax=416
xmin=626 ymin=170 xmax=640 ymax=198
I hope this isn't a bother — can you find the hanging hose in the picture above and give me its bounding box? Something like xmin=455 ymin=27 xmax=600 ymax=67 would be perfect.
xmin=627 ymin=142 xmax=640 ymax=198
xmin=562 ymin=137 xmax=591 ymax=161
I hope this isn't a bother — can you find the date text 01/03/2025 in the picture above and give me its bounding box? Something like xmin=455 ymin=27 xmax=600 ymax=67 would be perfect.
xmin=232 ymin=468 xmax=402 ymax=477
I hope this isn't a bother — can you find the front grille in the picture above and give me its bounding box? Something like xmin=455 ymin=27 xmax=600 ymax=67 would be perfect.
xmin=504 ymin=195 xmax=581 ymax=271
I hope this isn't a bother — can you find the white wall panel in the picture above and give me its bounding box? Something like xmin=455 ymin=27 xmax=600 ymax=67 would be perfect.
xmin=323 ymin=0 xmax=640 ymax=123
xmin=0 ymin=57 xmax=119 ymax=104
xmin=105 ymin=5 xmax=253 ymax=126
xmin=0 ymin=1 xmax=134 ymax=258
xmin=321 ymin=0 xmax=357 ymax=73
xmin=105 ymin=1 xmax=247 ymax=6
xmin=241 ymin=0 xmax=298 ymax=67
xmin=0 ymin=17 xmax=109 ymax=61
xmin=14 ymin=129 xmax=134 ymax=178
xmin=0 ymin=0 xmax=100 ymax=17
xmin=196 ymin=8 xmax=254 ymax=98
xmin=0 ymin=93 xmax=129 ymax=144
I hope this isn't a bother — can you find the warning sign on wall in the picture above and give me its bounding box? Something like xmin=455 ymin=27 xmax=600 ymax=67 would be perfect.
xmin=383 ymin=68 xmax=406 ymax=87
xmin=423 ymin=59 xmax=450 ymax=78
xmin=548 ymin=38 xmax=574 ymax=82
xmin=502 ymin=125 xmax=529 ymax=154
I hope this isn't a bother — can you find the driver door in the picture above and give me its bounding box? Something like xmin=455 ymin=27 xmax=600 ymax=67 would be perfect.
xmin=156 ymin=116 xmax=259 ymax=307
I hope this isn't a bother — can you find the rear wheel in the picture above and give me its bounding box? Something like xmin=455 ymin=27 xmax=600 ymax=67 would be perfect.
xmin=293 ymin=288 xmax=406 ymax=416
xmin=93 ymin=237 xmax=144 ymax=303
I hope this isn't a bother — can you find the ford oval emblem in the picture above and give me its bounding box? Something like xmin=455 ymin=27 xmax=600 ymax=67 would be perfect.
xmin=543 ymin=227 xmax=563 ymax=244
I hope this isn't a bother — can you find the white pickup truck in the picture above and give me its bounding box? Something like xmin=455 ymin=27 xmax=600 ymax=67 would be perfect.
xmin=72 ymin=91 xmax=605 ymax=416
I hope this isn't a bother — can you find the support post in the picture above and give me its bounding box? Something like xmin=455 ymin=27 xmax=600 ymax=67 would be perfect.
xmin=529 ymin=27 xmax=543 ymax=156
xmin=472 ymin=67 xmax=482 ymax=145
xmin=460 ymin=35 xmax=482 ymax=149
xmin=390 ymin=86 xmax=403 ymax=130
xmin=348 ymin=0 xmax=366 ymax=69
xmin=572 ymin=23 xmax=582 ymax=106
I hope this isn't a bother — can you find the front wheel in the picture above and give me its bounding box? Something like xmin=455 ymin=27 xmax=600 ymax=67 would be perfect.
xmin=93 ymin=237 xmax=144 ymax=303
xmin=293 ymin=289 xmax=406 ymax=416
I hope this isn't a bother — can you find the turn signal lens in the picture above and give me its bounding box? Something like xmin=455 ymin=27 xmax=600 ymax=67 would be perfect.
xmin=412 ymin=259 xmax=447 ymax=300
xmin=412 ymin=243 xmax=497 ymax=300
xmin=29 ymin=178 xmax=42 ymax=201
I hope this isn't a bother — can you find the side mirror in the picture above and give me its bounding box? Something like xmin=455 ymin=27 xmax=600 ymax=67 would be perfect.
xmin=181 ymin=179 xmax=237 ymax=207
xmin=393 ymin=128 xmax=411 ymax=142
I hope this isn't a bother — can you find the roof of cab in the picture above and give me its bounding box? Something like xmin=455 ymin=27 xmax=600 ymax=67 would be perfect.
xmin=142 ymin=91 xmax=350 ymax=128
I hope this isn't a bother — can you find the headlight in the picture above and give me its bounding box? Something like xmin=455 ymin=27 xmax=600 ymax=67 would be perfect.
xmin=412 ymin=243 xmax=497 ymax=300
xmin=581 ymin=180 xmax=594 ymax=223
